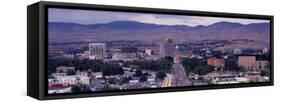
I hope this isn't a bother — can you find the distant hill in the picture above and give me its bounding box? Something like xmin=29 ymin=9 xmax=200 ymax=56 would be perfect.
xmin=48 ymin=20 xmax=270 ymax=48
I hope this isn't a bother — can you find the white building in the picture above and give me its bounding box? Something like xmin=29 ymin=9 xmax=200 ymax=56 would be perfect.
xmin=263 ymin=48 xmax=269 ymax=54
xmin=129 ymin=79 xmax=139 ymax=84
xmin=89 ymin=43 xmax=106 ymax=60
xmin=48 ymin=87 xmax=72 ymax=94
xmin=147 ymin=77 xmax=156 ymax=84
xmin=91 ymin=72 xmax=103 ymax=79
xmin=145 ymin=48 xmax=152 ymax=56
xmin=76 ymin=72 xmax=88 ymax=77
xmin=49 ymin=72 xmax=90 ymax=86
xmin=112 ymin=52 xmax=137 ymax=61
xmin=75 ymin=53 xmax=89 ymax=60
xmin=123 ymin=71 xmax=135 ymax=77
xmin=52 ymin=73 xmax=67 ymax=77
xmin=233 ymin=48 xmax=242 ymax=55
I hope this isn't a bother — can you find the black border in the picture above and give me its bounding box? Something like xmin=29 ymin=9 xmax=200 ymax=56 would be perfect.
xmin=38 ymin=1 xmax=273 ymax=100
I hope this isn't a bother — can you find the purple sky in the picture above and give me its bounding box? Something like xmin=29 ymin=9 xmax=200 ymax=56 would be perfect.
xmin=49 ymin=8 xmax=269 ymax=26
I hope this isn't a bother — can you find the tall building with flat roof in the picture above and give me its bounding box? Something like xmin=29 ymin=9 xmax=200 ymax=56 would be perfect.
xmin=238 ymin=56 xmax=269 ymax=70
xmin=89 ymin=43 xmax=106 ymax=60
xmin=159 ymin=38 xmax=174 ymax=57
xmin=238 ymin=56 xmax=256 ymax=70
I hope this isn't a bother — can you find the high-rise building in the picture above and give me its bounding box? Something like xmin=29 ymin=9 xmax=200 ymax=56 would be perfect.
xmin=159 ymin=38 xmax=174 ymax=57
xmin=238 ymin=56 xmax=269 ymax=70
xmin=89 ymin=43 xmax=106 ymax=60
xmin=238 ymin=56 xmax=256 ymax=70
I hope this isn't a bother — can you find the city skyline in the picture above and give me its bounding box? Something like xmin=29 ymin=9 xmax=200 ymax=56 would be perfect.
xmin=47 ymin=8 xmax=271 ymax=94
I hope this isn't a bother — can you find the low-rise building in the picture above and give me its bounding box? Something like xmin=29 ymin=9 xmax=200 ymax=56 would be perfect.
xmin=207 ymin=57 xmax=225 ymax=68
xmin=145 ymin=48 xmax=152 ymax=56
xmin=112 ymin=52 xmax=137 ymax=61
xmin=129 ymin=79 xmax=139 ymax=84
xmin=56 ymin=66 xmax=75 ymax=73
xmin=49 ymin=72 xmax=90 ymax=86
xmin=233 ymin=48 xmax=242 ymax=55
xmin=52 ymin=73 xmax=67 ymax=77
xmin=256 ymin=60 xmax=269 ymax=69
xmin=76 ymin=72 xmax=88 ymax=77
xmin=91 ymin=72 xmax=103 ymax=79
xmin=262 ymin=48 xmax=269 ymax=54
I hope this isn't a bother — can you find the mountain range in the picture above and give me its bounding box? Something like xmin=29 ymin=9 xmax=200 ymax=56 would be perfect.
xmin=48 ymin=20 xmax=270 ymax=48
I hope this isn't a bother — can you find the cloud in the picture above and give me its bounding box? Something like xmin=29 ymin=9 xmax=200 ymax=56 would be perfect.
xmin=49 ymin=8 xmax=269 ymax=26
xmin=127 ymin=14 xmax=189 ymax=26
xmin=182 ymin=16 xmax=269 ymax=26
xmin=48 ymin=8 xmax=136 ymax=24
xmin=127 ymin=14 xmax=269 ymax=26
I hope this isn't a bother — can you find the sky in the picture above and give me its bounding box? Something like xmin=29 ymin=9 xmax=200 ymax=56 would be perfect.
xmin=48 ymin=8 xmax=269 ymax=27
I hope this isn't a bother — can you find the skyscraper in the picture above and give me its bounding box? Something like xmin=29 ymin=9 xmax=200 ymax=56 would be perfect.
xmin=89 ymin=43 xmax=106 ymax=60
xmin=160 ymin=38 xmax=174 ymax=57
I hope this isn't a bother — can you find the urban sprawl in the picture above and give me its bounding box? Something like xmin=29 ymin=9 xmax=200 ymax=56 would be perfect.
xmin=48 ymin=38 xmax=270 ymax=94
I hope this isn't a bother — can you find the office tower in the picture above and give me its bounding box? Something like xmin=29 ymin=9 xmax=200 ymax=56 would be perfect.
xmin=159 ymin=38 xmax=174 ymax=57
xmin=89 ymin=43 xmax=106 ymax=59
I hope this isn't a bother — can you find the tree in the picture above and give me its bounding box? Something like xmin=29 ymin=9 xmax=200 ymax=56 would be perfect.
xmin=193 ymin=65 xmax=213 ymax=75
xmin=90 ymin=60 xmax=103 ymax=72
xmin=135 ymin=69 xmax=142 ymax=77
xmin=121 ymin=77 xmax=132 ymax=83
xmin=80 ymin=84 xmax=90 ymax=92
xmin=239 ymin=66 xmax=247 ymax=72
xmin=66 ymin=70 xmax=76 ymax=75
xmin=101 ymin=63 xmax=124 ymax=76
xmin=139 ymin=74 xmax=147 ymax=82
xmin=164 ymin=56 xmax=174 ymax=62
xmin=261 ymin=62 xmax=270 ymax=76
xmin=101 ymin=84 xmax=118 ymax=91
xmin=71 ymin=84 xmax=90 ymax=93
xmin=181 ymin=58 xmax=200 ymax=72
xmin=265 ymin=62 xmax=270 ymax=70
xmin=181 ymin=58 xmax=213 ymax=75
xmin=225 ymin=59 xmax=241 ymax=71
xmin=156 ymin=70 xmax=166 ymax=80
xmin=107 ymin=78 xmax=117 ymax=84
xmin=71 ymin=85 xmax=81 ymax=93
